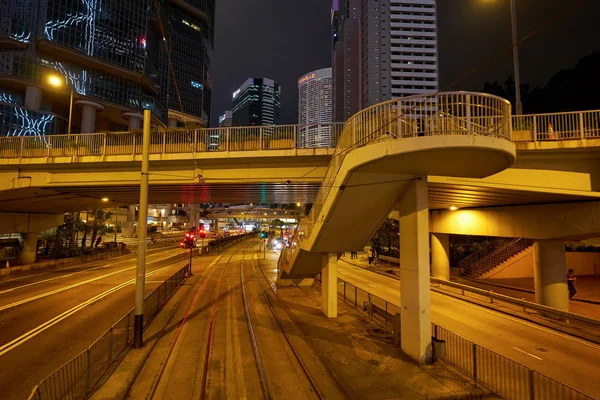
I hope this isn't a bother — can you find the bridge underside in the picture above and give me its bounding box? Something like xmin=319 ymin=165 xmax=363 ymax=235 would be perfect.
xmin=0 ymin=179 xmax=599 ymax=214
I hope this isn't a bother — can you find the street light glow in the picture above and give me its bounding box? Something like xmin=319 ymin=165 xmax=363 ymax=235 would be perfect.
xmin=449 ymin=206 xmax=459 ymax=211
xmin=102 ymin=197 xmax=109 ymax=202
xmin=47 ymin=74 xmax=64 ymax=88
xmin=296 ymin=202 xmax=301 ymax=207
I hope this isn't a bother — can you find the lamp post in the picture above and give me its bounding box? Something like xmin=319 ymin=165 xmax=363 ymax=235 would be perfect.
xmin=509 ymin=0 xmax=523 ymax=115
xmin=47 ymin=73 xmax=74 ymax=136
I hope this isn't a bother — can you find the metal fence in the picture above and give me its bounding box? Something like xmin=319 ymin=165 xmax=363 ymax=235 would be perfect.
xmin=0 ymin=123 xmax=345 ymax=158
xmin=336 ymin=275 xmax=594 ymax=400
xmin=512 ymin=109 xmax=600 ymax=142
xmin=27 ymin=264 xmax=189 ymax=400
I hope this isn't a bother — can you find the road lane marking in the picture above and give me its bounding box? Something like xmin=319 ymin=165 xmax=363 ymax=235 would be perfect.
xmin=0 ymin=274 xmax=76 ymax=295
xmin=0 ymin=252 xmax=186 ymax=311
xmin=513 ymin=347 xmax=543 ymax=360
xmin=368 ymin=284 xmax=376 ymax=288
xmin=0 ymin=262 xmax=187 ymax=357
xmin=0 ymin=246 xmax=179 ymax=285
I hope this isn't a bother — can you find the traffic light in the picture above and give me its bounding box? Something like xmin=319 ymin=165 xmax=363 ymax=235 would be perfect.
xmin=259 ymin=231 xmax=267 ymax=239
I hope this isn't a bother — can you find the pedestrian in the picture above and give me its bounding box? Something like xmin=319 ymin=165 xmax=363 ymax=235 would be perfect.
xmin=567 ymin=269 xmax=577 ymax=302
xmin=547 ymin=122 xmax=555 ymax=140
xmin=368 ymin=249 xmax=374 ymax=266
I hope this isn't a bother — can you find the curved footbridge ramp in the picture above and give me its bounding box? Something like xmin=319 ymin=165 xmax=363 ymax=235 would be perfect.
xmin=279 ymin=92 xmax=516 ymax=284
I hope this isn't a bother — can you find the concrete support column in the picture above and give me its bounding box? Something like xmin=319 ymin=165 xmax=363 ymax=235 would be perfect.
xmin=19 ymin=233 xmax=38 ymax=265
xmin=122 ymin=205 xmax=136 ymax=238
xmin=25 ymin=86 xmax=42 ymax=110
xmin=213 ymin=219 xmax=219 ymax=232
xmin=187 ymin=205 xmax=197 ymax=229
xmin=533 ymin=240 xmax=569 ymax=310
xmin=321 ymin=252 xmax=338 ymax=318
xmin=76 ymin=100 xmax=104 ymax=133
xmin=398 ymin=178 xmax=432 ymax=364
xmin=431 ymin=233 xmax=450 ymax=281
xmin=123 ymin=112 xmax=143 ymax=130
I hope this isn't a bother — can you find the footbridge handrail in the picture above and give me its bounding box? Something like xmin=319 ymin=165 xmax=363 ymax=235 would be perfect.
xmin=512 ymin=109 xmax=600 ymax=142
xmin=288 ymin=92 xmax=513 ymax=258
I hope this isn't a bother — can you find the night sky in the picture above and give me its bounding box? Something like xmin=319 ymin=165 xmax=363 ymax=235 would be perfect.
xmin=210 ymin=0 xmax=600 ymax=126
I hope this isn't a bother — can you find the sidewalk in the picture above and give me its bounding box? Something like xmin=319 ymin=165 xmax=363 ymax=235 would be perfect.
xmin=93 ymin=247 xmax=497 ymax=400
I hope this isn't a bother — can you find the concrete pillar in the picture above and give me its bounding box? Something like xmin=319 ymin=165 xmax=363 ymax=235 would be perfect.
xmin=76 ymin=100 xmax=104 ymax=133
xmin=122 ymin=205 xmax=136 ymax=238
xmin=321 ymin=252 xmax=338 ymax=318
xmin=533 ymin=240 xmax=569 ymax=310
xmin=168 ymin=118 xmax=179 ymax=128
xmin=123 ymin=112 xmax=143 ymax=130
xmin=187 ymin=205 xmax=197 ymax=229
xmin=25 ymin=86 xmax=42 ymax=110
xmin=213 ymin=219 xmax=219 ymax=232
xmin=19 ymin=233 xmax=38 ymax=265
xmin=398 ymin=178 xmax=432 ymax=364
xmin=431 ymin=233 xmax=450 ymax=280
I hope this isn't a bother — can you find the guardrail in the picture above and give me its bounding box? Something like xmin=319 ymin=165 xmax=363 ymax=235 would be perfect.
xmin=512 ymin=109 xmax=600 ymax=142
xmin=0 ymin=123 xmax=345 ymax=158
xmin=461 ymin=238 xmax=534 ymax=278
xmin=430 ymin=277 xmax=600 ymax=341
xmin=335 ymin=276 xmax=594 ymax=400
xmin=27 ymin=263 xmax=190 ymax=400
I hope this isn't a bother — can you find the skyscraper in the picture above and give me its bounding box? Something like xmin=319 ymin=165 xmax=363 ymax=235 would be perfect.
xmin=219 ymin=111 xmax=232 ymax=127
xmin=298 ymin=68 xmax=333 ymax=147
xmin=332 ymin=0 xmax=439 ymax=122
xmin=0 ymin=0 xmax=214 ymax=136
xmin=232 ymin=78 xmax=281 ymax=126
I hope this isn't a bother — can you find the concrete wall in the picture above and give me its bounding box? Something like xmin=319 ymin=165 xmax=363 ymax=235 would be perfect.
xmin=483 ymin=250 xmax=600 ymax=279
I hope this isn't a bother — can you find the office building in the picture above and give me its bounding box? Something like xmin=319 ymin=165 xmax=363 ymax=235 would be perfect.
xmin=298 ymin=68 xmax=333 ymax=147
xmin=232 ymin=78 xmax=281 ymax=126
xmin=219 ymin=111 xmax=232 ymax=127
xmin=332 ymin=0 xmax=439 ymax=121
xmin=0 ymin=0 xmax=214 ymax=136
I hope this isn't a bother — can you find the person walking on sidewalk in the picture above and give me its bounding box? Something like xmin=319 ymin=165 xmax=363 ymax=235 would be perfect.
xmin=368 ymin=249 xmax=374 ymax=266
xmin=567 ymin=269 xmax=577 ymax=302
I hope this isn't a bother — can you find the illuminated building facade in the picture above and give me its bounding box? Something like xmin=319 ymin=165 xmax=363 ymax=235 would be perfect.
xmin=232 ymin=78 xmax=281 ymax=126
xmin=298 ymin=68 xmax=333 ymax=147
xmin=0 ymin=0 xmax=214 ymax=136
xmin=219 ymin=110 xmax=232 ymax=127
xmin=332 ymin=0 xmax=439 ymax=122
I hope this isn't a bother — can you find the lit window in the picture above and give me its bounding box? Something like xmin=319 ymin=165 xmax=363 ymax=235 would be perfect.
xmin=191 ymin=81 xmax=203 ymax=89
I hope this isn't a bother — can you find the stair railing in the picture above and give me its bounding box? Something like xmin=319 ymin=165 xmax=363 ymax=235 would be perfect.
xmin=464 ymin=238 xmax=534 ymax=278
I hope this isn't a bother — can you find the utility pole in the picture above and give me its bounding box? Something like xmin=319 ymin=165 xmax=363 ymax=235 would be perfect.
xmin=510 ymin=0 xmax=523 ymax=115
xmin=134 ymin=109 xmax=151 ymax=348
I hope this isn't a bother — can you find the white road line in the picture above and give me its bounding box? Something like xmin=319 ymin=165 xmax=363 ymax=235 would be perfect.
xmin=0 ymin=252 xmax=186 ymax=311
xmin=0 ymin=262 xmax=186 ymax=357
xmin=513 ymin=346 xmax=543 ymax=360
xmin=0 ymin=274 xmax=75 ymax=295
xmin=368 ymin=284 xmax=376 ymax=288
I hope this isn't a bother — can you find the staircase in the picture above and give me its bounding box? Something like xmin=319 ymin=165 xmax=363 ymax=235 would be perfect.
xmin=460 ymin=238 xmax=534 ymax=279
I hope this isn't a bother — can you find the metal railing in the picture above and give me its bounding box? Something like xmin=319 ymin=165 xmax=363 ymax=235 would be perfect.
xmin=0 ymin=123 xmax=345 ymax=158
xmin=282 ymin=92 xmax=512 ymax=269
xmin=430 ymin=277 xmax=600 ymax=341
xmin=461 ymin=238 xmax=535 ymax=278
xmin=27 ymin=264 xmax=189 ymax=400
xmin=336 ymin=275 xmax=595 ymax=400
xmin=512 ymin=109 xmax=600 ymax=142
xmin=457 ymin=239 xmax=510 ymax=271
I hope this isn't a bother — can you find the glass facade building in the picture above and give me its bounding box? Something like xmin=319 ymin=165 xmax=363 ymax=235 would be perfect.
xmin=0 ymin=0 xmax=214 ymax=136
xmin=298 ymin=68 xmax=333 ymax=147
xmin=232 ymin=78 xmax=281 ymax=126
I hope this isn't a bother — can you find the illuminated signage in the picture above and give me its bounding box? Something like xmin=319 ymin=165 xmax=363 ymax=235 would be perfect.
xmin=298 ymin=73 xmax=316 ymax=85
xmin=232 ymin=88 xmax=241 ymax=99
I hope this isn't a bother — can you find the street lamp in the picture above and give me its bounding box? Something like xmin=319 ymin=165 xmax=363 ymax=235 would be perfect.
xmin=485 ymin=0 xmax=522 ymax=114
xmin=509 ymin=0 xmax=523 ymax=115
xmin=46 ymin=73 xmax=74 ymax=136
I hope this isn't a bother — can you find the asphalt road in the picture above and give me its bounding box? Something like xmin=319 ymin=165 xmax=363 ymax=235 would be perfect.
xmin=0 ymin=245 xmax=213 ymax=400
xmin=337 ymin=260 xmax=600 ymax=399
